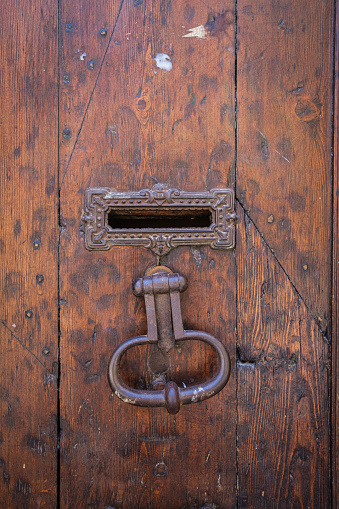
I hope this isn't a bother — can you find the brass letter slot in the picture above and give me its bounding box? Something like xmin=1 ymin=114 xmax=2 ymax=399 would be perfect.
xmin=82 ymin=183 xmax=236 ymax=256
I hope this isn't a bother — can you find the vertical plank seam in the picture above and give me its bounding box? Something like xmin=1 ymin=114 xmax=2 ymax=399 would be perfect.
xmin=59 ymin=0 xmax=126 ymax=190
xmin=331 ymin=0 xmax=338 ymax=506
xmin=57 ymin=0 xmax=62 ymax=506
xmin=234 ymin=0 xmax=239 ymax=507
xmin=235 ymin=198 xmax=329 ymax=337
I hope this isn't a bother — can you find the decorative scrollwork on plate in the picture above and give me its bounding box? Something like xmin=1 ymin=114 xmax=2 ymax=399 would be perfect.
xmin=81 ymin=183 xmax=236 ymax=255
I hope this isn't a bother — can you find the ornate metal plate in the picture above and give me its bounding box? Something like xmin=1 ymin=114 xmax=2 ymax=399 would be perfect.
xmin=82 ymin=183 xmax=236 ymax=256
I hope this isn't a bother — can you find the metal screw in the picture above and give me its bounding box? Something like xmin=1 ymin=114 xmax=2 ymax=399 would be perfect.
xmin=63 ymin=128 xmax=71 ymax=139
xmin=65 ymin=23 xmax=73 ymax=32
xmin=25 ymin=310 xmax=33 ymax=319
xmin=63 ymin=74 xmax=70 ymax=84
xmin=99 ymin=28 xmax=108 ymax=37
xmin=267 ymin=214 xmax=274 ymax=223
xmin=33 ymin=239 xmax=41 ymax=250
xmin=36 ymin=274 xmax=44 ymax=285
xmin=302 ymin=264 xmax=308 ymax=271
xmin=42 ymin=347 xmax=50 ymax=356
xmin=87 ymin=60 xmax=95 ymax=71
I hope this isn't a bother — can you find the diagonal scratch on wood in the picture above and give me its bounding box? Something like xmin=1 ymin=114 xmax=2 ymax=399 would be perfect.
xmin=0 ymin=319 xmax=49 ymax=371
xmin=235 ymin=198 xmax=328 ymax=337
xmin=59 ymin=0 xmax=126 ymax=190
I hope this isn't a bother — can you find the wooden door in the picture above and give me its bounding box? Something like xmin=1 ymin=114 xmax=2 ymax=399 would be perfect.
xmin=1 ymin=1 xmax=337 ymax=507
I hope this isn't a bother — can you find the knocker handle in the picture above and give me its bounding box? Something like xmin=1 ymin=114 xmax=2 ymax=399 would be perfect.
xmin=107 ymin=267 xmax=231 ymax=414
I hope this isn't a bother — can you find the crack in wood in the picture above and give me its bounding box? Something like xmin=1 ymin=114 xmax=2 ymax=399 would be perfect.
xmin=235 ymin=197 xmax=328 ymax=336
xmin=0 ymin=319 xmax=49 ymax=371
xmin=59 ymin=0 xmax=126 ymax=190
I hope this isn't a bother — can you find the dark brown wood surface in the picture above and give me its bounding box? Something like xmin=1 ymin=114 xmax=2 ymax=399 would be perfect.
xmin=59 ymin=1 xmax=237 ymax=507
xmin=236 ymin=205 xmax=330 ymax=507
xmin=0 ymin=0 xmax=58 ymax=506
xmin=59 ymin=0 xmax=123 ymax=182
xmin=0 ymin=0 xmax=335 ymax=507
xmin=237 ymin=0 xmax=333 ymax=331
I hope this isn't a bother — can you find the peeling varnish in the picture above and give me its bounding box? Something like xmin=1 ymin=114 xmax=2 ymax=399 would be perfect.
xmin=182 ymin=25 xmax=208 ymax=40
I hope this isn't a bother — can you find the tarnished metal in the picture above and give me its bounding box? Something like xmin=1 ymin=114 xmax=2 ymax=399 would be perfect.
xmin=133 ymin=267 xmax=187 ymax=352
xmin=82 ymin=183 xmax=236 ymax=256
xmin=108 ymin=266 xmax=231 ymax=414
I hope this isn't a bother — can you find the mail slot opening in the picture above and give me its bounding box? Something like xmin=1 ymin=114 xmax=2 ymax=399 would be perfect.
xmin=107 ymin=208 xmax=212 ymax=229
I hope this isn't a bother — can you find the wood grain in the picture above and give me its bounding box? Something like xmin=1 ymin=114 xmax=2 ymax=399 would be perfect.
xmin=59 ymin=0 xmax=123 ymax=181
xmin=59 ymin=1 xmax=237 ymax=507
xmin=0 ymin=0 xmax=334 ymax=506
xmin=236 ymin=205 xmax=330 ymax=508
xmin=0 ymin=0 xmax=58 ymax=506
xmin=237 ymin=0 xmax=333 ymax=330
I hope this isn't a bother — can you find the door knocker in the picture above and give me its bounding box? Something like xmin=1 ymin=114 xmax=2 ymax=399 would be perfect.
xmin=82 ymin=183 xmax=236 ymax=414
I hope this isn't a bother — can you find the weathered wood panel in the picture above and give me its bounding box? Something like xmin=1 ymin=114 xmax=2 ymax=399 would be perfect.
xmin=236 ymin=205 xmax=330 ymax=508
xmin=59 ymin=1 xmax=237 ymax=507
xmin=0 ymin=0 xmax=58 ymax=506
xmin=59 ymin=0 xmax=122 ymax=180
xmin=237 ymin=0 xmax=333 ymax=329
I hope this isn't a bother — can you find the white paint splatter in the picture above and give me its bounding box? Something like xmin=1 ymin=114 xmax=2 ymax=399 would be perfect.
xmin=182 ymin=25 xmax=208 ymax=39
xmin=80 ymin=52 xmax=87 ymax=61
xmin=154 ymin=53 xmax=172 ymax=71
